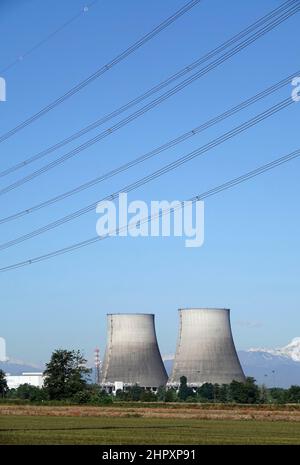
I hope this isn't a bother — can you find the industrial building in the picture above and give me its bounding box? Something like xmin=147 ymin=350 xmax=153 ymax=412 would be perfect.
xmin=6 ymin=372 xmax=44 ymax=390
xmin=100 ymin=313 xmax=168 ymax=390
xmin=168 ymin=308 xmax=245 ymax=387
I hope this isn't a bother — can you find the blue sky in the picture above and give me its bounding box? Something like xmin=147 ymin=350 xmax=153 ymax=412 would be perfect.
xmin=0 ymin=0 xmax=299 ymax=366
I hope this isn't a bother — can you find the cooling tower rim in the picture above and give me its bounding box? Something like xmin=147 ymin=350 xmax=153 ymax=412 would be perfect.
xmin=106 ymin=313 xmax=154 ymax=316
xmin=179 ymin=307 xmax=230 ymax=312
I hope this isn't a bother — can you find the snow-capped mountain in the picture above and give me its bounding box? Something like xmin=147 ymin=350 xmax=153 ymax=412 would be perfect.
xmin=248 ymin=338 xmax=300 ymax=362
xmin=0 ymin=359 xmax=43 ymax=375
xmin=163 ymin=339 xmax=300 ymax=388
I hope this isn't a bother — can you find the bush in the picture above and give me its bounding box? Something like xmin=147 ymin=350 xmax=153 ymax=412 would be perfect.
xmin=269 ymin=388 xmax=288 ymax=404
xmin=165 ymin=388 xmax=178 ymax=402
xmin=229 ymin=378 xmax=260 ymax=404
xmin=7 ymin=384 xmax=48 ymax=402
xmin=186 ymin=396 xmax=197 ymax=403
xmin=72 ymin=390 xmax=91 ymax=404
xmin=140 ymin=391 xmax=157 ymax=402
xmin=197 ymin=383 xmax=214 ymax=401
xmin=90 ymin=392 xmax=113 ymax=405
xmin=288 ymin=385 xmax=300 ymax=403
xmin=156 ymin=386 xmax=167 ymax=401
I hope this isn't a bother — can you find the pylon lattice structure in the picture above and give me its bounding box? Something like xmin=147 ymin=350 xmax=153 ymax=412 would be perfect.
xmin=94 ymin=347 xmax=101 ymax=385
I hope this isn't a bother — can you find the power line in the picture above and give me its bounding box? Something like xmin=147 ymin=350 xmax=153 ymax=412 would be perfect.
xmin=0 ymin=0 xmax=100 ymax=75
xmin=0 ymin=69 xmax=297 ymax=225
xmin=0 ymin=96 xmax=294 ymax=251
xmin=1 ymin=3 xmax=299 ymax=196
xmin=0 ymin=0 xmax=202 ymax=144
xmin=0 ymin=0 xmax=298 ymax=179
xmin=1 ymin=144 xmax=299 ymax=273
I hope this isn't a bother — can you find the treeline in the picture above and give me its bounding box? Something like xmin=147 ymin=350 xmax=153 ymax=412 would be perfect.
xmin=115 ymin=376 xmax=300 ymax=404
xmin=0 ymin=349 xmax=112 ymax=405
xmin=2 ymin=380 xmax=300 ymax=405
xmin=1 ymin=349 xmax=300 ymax=405
xmin=3 ymin=383 xmax=112 ymax=405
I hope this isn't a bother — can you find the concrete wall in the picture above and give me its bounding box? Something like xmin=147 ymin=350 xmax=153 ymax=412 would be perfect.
xmin=101 ymin=313 xmax=167 ymax=388
xmin=169 ymin=308 xmax=245 ymax=386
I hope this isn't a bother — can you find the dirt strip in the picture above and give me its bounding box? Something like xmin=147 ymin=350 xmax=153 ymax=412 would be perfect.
xmin=1 ymin=405 xmax=300 ymax=421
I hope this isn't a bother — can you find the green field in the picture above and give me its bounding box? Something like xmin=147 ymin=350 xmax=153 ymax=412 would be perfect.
xmin=1 ymin=415 xmax=300 ymax=444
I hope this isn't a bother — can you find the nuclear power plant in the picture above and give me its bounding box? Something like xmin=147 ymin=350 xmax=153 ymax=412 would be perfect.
xmin=168 ymin=308 xmax=245 ymax=386
xmin=99 ymin=308 xmax=244 ymax=390
xmin=100 ymin=313 xmax=168 ymax=390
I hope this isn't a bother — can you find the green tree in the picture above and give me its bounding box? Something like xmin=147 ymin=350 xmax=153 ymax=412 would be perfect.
xmin=0 ymin=369 xmax=8 ymax=397
xmin=140 ymin=390 xmax=157 ymax=402
xmin=230 ymin=377 xmax=259 ymax=404
xmin=128 ymin=384 xmax=144 ymax=401
xmin=115 ymin=389 xmax=129 ymax=401
xmin=218 ymin=384 xmax=230 ymax=403
xmin=14 ymin=384 xmax=48 ymax=402
xmin=269 ymin=387 xmax=288 ymax=404
xmin=244 ymin=377 xmax=260 ymax=404
xmin=213 ymin=384 xmax=221 ymax=402
xmin=90 ymin=388 xmax=112 ymax=405
xmin=156 ymin=386 xmax=167 ymax=401
xmin=259 ymin=384 xmax=269 ymax=404
xmin=196 ymin=383 xmax=214 ymax=402
xmin=229 ymin=380 xmax=245 ymax=403
xmin=43 ymin=349 xmax=91 ymax=400
xmin=178 ymin=376 xmax=192 ymax=401
xmin=72 ymin=390 xmax=92 ymax=404
xmin=165 ymin=387 xmax=178 ymax=402
xmin=288 ymin=385 xmax=300 ymax=403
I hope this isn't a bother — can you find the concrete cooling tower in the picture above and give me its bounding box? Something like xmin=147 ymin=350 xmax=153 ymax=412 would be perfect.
xmin=169 ymin=308 xmax=245 ymax=386
xmin=100 ymin=313 xmax=168 ymax=388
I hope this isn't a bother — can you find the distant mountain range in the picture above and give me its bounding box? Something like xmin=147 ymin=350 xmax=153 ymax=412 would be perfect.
xmin=248 ymin=338 xmax=300 ymax=362
xmin=163 ymin=338 xmax=300 ymax=388
xmin=2 ymin=339 xmax=300 ymax=388
xmin=238 ymin=350 xmax=300 ymax=388
xmin=0 ymin=359 xmax=43 ymax=375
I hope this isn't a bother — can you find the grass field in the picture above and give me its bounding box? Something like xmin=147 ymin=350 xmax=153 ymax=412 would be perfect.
xmin=2 ymin=415 xmax=300 ymax=444
xmin=1 ymin=405 xmax=300 ymax=444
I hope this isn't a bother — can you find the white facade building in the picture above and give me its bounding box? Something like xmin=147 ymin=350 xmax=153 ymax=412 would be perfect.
xmin=6 ymin=372 xmax=44 ymax=390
